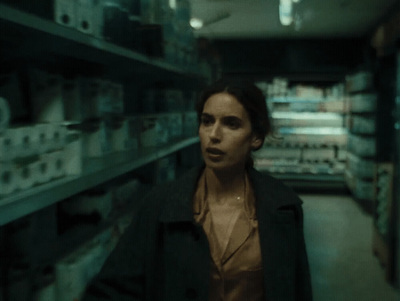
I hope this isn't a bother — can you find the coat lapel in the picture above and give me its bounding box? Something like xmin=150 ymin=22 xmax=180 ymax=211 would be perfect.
xmin=221 ymin=172 xmax=256 ymax=264
xmin=159 ymin=166 xmax=203 ymax=223
xmin=248 ymin=168 xmax=303 ymax=300
xmin=221 ymin=211 xmax=252 ymax=264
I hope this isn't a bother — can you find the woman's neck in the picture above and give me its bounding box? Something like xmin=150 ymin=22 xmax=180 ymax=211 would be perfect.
xmin=205 ymin=166 xmax=246 ymax=204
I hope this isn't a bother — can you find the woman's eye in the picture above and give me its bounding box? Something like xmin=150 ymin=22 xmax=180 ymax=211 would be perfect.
xmin=201 ymin=118 xmax=213 ymax=126
xmin=225 ymin=119 xmax=240 ymax=129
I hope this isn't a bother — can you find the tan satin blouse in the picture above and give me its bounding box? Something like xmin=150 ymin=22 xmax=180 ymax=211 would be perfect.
xmin=193 ymin=172 xmax=265 ymax=301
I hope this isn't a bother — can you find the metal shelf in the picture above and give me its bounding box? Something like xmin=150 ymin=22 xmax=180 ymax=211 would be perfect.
xmin=267 ymin=173 xmax=344 ymax=182
xmin=259 ymin=171 xmax=346 ymax=191
xmin=0 ymin=137 xmax=199 ymax=226
xmin=0 ymin=4 xmax=207 ymax=81
xmin=269 ymin=97 xmax=324 ymax=103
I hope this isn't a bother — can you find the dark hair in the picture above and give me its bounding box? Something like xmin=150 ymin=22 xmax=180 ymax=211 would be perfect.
xmin=196 ymin=78 xmax=271 ymax=151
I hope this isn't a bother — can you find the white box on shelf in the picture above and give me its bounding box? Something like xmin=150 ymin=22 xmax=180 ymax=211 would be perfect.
xmin=110 ymin=118 xmax=130 ymax=152
xmin=48 ymin=123 xmax=68 ymax=151
xmin=42 ymin=150 xmax=67 ymax=179
xmin=273 ymin=127 xmax=348 ymax=148
xmin=13 ymin=126 xmax=38 ymax=158
xmin=183 ymin=111 xmax=198 ymax=137
xmin=76 ymin=0 xmax=95 ymax=34
xmin=154 ymin=154 xmax=176 ymax=184
xmin=354 ymin=178 xmax=375 ymax=201
xmin=346 ymin=72 xmax=373 ymax=93
xmin=54 ymin=0 xmax=76 ymax=28
xmin=55 ymin=229 xmax=115 ymax=301
xmin=321 ymin=99 xmax=345 ymax=113
xmin=31 ymin=158 xmax=52 ymax=185
xmin=110 ymin=116 xmax=141 ymax=152
xmin=167 ymin=113 xmax=183 ymax=140
xmin=0 ymin=162 xmax=17 ymax=195
xmin=126 ymin=116 xmax=141 ymax=150
xmin=0 ymin=96 xmax=11 ymax=134
xmin=302 ymin=147 xmax=336 ymax=162
xmin=81 ymin=78 xmax=104 ymax=119
xmin=347 ymin=134 xmax=376 ymax=157
xmin=140 ymin=115 xmax=168 ymax=148
xmin=91 ymin=0 xmax=105 ymax=39
xmin=99 ymin=81 xmax=124 ymax=115
xmin=63 ymin=79 xmax=84 ymax=122
xmin=34 ymin=123 xmax=52 ymax=154
xmin=272 ymin=112 xmax=344 ymax=128
xmin=60 ymin=189 xmax=112 ymax=219
xmin=345 ymin=170 xmax=375 ymax=201
xmin=255 ymin=147 xmax=302 ymax=160
xmin=0 ymin=131 xmax=17 ymax=161
xmin=347 ymin=152 xmax=376 ymax=179
xmin=349 ymin=115 xmax=376 ymax=134
xmin=83 ymin=121 xmax=113 ymax=157
xmin=15 ymin=161 xmax=36 ymax=191
xmin=269 ymin=99 xmax=321 ymax=113
xmin=291 ymin=85 xmax=324 ymax=98
xmin=337 ymin=147 xmax=347 ymax=161
xmin=29 ymin=70 xmax=65 ymax=123
xmin=64 ymin=131 xmax=83 ymax=176
xmin=55 ymin=249 xmax=91 ymax=301
xmin=79 ymin=79 xmax=124 ymax=119
xmin=349 ymin=94 xmax=377 ymax=113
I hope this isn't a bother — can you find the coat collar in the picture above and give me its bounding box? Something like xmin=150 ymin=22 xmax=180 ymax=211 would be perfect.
xmin=159 ymin=165 xmax=302 ymax=223
xmin=159 ymin=166 xmax=203 ymax=223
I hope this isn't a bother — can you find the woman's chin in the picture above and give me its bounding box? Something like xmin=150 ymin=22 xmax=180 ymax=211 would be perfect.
xmin=204 ymin=160 xmax=243 ymax=173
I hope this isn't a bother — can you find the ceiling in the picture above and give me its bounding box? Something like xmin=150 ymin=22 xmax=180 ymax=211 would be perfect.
xmin=189 ymin=0 xmax=399 ymax=39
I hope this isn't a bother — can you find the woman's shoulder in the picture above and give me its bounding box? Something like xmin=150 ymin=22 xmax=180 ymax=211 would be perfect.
xmin=248 ymin=167 xmax=303 ymax=209
xmin=138 ymin=166 xmax=203 ymax=212
xmin=150 ymin=166 xmax=202 ymax=196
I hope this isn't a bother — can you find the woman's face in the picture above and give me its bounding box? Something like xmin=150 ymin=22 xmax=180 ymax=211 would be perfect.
xmin=199 ymin=92 xmax=262 ymax=172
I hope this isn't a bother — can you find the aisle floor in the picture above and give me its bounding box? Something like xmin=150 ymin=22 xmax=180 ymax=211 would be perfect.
xmin=300 ymin=193 xmax=400 ymax=301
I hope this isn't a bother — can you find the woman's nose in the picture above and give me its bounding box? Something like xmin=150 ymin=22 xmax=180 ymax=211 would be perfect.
xmin=209 ymin=123 xmax=222 ymax=142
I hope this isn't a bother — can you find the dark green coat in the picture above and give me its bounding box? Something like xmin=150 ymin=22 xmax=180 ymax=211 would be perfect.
xmin=82 ymin=166 xmax=312 ymax=301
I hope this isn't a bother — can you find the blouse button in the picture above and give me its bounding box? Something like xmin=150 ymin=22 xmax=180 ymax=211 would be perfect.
xmin=185 ymin=288 xmax=198 ymax=299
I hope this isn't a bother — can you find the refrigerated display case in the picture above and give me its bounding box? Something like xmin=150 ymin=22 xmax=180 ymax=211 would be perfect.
xmin=254 ymin=79 xmax=347 ymax=189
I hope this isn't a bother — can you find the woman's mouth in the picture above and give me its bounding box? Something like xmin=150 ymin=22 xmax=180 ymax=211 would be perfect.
xmin=206 ymin=148 xmax=225 ymax=161
xmin=206 ymin=147 xmax=225 ymax=155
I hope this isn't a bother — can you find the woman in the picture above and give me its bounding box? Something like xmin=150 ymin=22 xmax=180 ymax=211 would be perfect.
xmin=83 ymin=79 xmax=312 ymax=301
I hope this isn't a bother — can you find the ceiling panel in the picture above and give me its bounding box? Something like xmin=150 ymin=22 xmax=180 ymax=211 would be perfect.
xmin=189 ymin=0 xmax=399 ymax=39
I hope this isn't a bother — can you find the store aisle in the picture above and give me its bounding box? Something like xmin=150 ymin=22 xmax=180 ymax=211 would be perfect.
xmin=300 ymin=193 xmax=399 ymax=301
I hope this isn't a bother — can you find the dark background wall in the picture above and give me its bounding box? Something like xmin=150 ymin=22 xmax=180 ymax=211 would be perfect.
xmin=209 ymin=38 xmax=372 ymax=84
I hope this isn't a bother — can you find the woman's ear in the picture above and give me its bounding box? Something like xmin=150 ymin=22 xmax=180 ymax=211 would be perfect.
xmin=251 ymin=135 xmax=263 ymax=151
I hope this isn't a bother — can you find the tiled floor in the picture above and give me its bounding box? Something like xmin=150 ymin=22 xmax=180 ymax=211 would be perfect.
xmin=300 ymin=193 xmax=400 ymax=301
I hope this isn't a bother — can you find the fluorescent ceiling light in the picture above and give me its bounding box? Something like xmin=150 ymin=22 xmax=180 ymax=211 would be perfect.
xmin=279 ymin=0 xmax=293 ymax=26
xmin=169 ymin=0 xmax=177 ymax=9
xmin=190 ymin=18 xmax=204 ymax=29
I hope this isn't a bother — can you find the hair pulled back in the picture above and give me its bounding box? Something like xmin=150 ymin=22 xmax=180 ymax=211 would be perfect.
xmin=196 ymin=78 xmax=271 ymax=151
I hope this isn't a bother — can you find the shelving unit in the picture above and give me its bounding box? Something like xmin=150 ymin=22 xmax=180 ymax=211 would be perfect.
xmin=0 ymin=2 xmax=207 ymax=300
xmin=0 ymin=3 xmax=208 ymax=82
xmin=344 ymin=71 xmax=377 ymax=209
xmin=0 ymin=2 xmax=207 ymax=224
xmin=0 ymin=136 xmax=199 ymax=226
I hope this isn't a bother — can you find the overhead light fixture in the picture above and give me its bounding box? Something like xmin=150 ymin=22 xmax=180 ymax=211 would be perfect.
xmin=190 ymin=17 xmax=204 ymax=29
xmin=190 ymin=12 xmax=231 ymax=30
xmin=292 ymin=0 xmax=301 ymax=3
xmin=279 ymin=0 xmax=293 ymax=26
xmin=169 ymin=0 xmax=177 ymax=10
